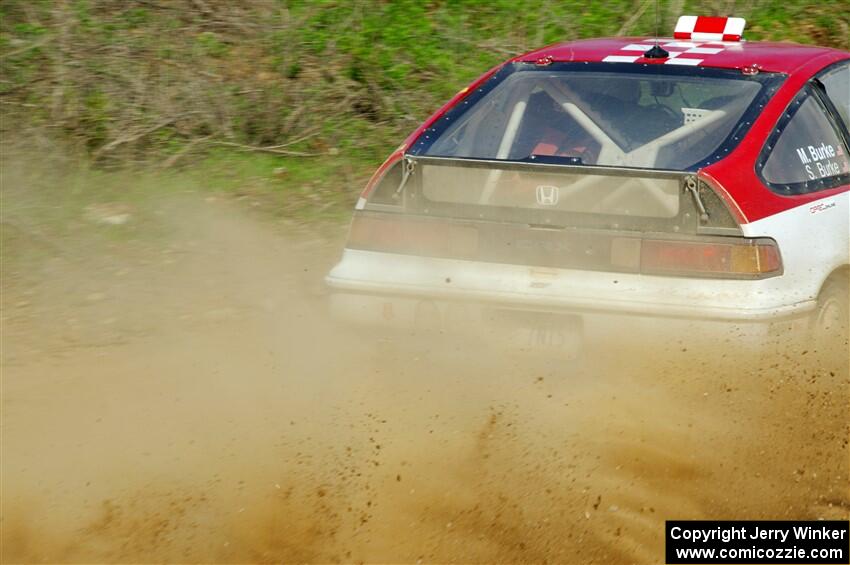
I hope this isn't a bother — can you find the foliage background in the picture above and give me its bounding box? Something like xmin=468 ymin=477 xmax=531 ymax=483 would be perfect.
xmin=1 ymin=0 xmax=848 ymax=213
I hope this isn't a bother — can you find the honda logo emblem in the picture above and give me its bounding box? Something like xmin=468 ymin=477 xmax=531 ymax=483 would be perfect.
xmin=536 ymin=185 xmax=559 ymax=206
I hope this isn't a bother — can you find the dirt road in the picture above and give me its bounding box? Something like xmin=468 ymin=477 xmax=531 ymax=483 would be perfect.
xmin=2 ymin=191 xmax=848 ymax=563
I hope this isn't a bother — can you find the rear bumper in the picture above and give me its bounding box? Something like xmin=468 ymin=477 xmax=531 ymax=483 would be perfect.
xmin=326 ymin=276 xmax=815 ymax=323
xmin=325 ymin=249 xmax=815 ymax=344
xmin=326 ymin=288 xmax=808 ymax=347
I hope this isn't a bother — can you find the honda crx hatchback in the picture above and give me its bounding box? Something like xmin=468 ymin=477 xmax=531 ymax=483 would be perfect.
xmin=327 ymin=17 xmax=849 ymax=355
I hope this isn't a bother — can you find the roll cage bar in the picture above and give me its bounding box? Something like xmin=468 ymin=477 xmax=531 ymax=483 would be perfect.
xmin=407 ymin=62 xmax=784 ymax=173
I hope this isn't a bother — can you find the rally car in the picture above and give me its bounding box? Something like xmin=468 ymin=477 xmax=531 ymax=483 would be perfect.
xmin=326 ymin=16 xmax=850 ymax=355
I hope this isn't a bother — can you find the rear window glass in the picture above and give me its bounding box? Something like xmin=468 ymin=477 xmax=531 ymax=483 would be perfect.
xmin=410 ymin=63 xmax=781 ymax=171
xmin=421 ymin=163 xmax=680 ymax=218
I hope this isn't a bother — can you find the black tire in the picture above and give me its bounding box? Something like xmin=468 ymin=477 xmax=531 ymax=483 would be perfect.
xmin=810 ymin=272 xmax=849 ymax=364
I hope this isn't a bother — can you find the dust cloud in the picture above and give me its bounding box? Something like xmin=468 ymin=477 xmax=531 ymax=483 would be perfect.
xmin=2 ymin=173 xmax=848 ymax=563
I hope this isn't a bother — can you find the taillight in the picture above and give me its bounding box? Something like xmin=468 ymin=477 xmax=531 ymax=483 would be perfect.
xmin=350 ymin=213 xmax=782 ymax=279
xmin=348 ymin=214 xmax=478 ymax=259
xmin=639 ymin=238 xmax=781 ymax=278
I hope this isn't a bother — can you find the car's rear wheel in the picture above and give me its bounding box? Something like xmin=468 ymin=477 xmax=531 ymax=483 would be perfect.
xmin=810 ymin=271 xmax=849 ymax=365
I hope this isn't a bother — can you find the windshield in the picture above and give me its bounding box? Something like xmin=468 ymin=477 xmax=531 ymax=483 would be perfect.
xmin=410 ymin=63 xmax=782 ymax=171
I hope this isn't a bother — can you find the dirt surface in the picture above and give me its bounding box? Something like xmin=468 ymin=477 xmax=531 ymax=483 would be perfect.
xmin=2 ymin=186 xmax=848 ymax=563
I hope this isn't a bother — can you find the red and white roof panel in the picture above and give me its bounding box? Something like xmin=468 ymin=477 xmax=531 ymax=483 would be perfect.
xmin=602 ymin=38 xmax=736 ymax=66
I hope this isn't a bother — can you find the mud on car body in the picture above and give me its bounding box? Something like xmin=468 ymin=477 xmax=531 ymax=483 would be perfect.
xmin=327 ymin=17 xmax=850 ymax=355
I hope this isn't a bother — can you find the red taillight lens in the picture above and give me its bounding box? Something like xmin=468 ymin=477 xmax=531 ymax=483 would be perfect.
xmin=350 ymin=213 xmax=781 ymax=279
xmin=640 ymin=238 xmax=781 ymax=278
xmin=348 ymin=214 xmax=478 ymax=258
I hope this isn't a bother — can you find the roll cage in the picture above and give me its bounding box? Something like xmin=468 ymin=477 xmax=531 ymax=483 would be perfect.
xmin=408 ymin=62 xmax=784 ymax=173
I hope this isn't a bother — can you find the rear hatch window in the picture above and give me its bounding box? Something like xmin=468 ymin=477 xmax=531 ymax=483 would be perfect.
xmin=366 ymin=156 xmax=738 ymax=235
xmin=409 ymin=63 xmax=783 ymax=171
xmin=421 ymin=161 xmax=680 ymax=219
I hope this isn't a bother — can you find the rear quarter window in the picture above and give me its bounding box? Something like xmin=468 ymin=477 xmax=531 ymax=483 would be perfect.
xmin=758 ymin=86 xmax=850 ymax=195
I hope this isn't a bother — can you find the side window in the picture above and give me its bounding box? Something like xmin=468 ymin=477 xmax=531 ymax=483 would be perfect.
xmin=759 ymin=87 xmax=850 ymax=195
xmin=819 ymin=61 xmax=850 ymax=131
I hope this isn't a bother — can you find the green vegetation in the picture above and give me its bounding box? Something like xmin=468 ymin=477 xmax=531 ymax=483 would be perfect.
xmin=1 ymin=1 xmax=848 ymax=218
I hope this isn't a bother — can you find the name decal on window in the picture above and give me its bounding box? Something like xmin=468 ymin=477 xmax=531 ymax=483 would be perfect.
xmin=795 ymin=142 xmax=843 ymax=180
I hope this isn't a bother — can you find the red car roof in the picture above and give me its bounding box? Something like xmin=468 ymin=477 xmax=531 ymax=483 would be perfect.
xmin=517 ymin=37 xmax=849 ymax=75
